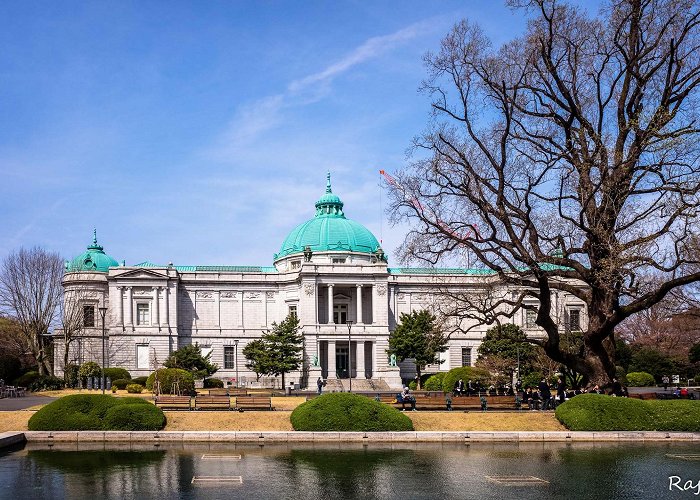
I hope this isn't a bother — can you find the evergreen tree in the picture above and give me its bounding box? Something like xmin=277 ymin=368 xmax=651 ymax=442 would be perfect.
xmin=242 ymin=339 xmax=272 ymax=381
xmin=387 ymin=310 xmax=448 ymax=389
xmin=261 ymin=314 xmax=304 ymax=389
xmin=477 ymin=324 xmax=536 ymax=383
xmin=163 ymin=344 xmax=218 ymax=380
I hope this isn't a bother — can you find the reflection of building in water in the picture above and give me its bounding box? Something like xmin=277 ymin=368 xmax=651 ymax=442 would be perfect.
xmin=54 ymin=174 xmax=586 ymax=389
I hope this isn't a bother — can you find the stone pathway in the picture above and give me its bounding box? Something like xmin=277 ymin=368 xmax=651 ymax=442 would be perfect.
xmin=0 ymin=395 xmax=55 ymax=411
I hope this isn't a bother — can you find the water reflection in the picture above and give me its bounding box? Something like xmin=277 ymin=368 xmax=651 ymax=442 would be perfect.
xmin=0 ymin=442 xmax=696 ymax=499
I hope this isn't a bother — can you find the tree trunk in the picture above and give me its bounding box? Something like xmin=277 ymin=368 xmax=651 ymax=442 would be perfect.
xmin=416 ymin=365 xmax=422 ymax=390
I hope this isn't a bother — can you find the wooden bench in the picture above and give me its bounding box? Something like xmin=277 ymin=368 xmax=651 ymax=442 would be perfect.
xmin=195 ymin=395 xmax=231 ymax=410
xmin=229 ymin=388 xmax=248 ymax=396
xmin=155 ymin=396 xmax=192 ymax=410
xmin=235 ymin=396 xmax=273 ymax=411
xmin=207 ymin=388 xmax=229 ymax=396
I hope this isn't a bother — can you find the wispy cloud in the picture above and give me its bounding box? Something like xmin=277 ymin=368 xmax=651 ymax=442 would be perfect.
xmin=208 ymin=19 xmax=438 ymax=160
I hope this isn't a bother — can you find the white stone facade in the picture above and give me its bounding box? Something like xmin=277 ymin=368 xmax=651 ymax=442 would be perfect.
xmin=55 ymin=251 xmax=587 ymax=390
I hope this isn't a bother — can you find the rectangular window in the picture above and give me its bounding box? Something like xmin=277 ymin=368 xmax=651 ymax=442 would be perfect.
xmin=136 ymin=345 xmax=150 ymax=369
xmin=291 ymin=261 xmax=301 ymax=270
xmin=569 ymin=310 xmax=581 ymax=331
xmin=201 ymin=345 xmax=213 ymax=361
xmin=288 ymin=305 xmax=297 ymax=318
xmin=136 ymin=303 xmax=150 ymax=325
xmin=525 ymin=309 xmax=537 ymax=328
xmin=83 ymin=305 xmax=95 ymax=327
xmin=332 ymin=258 xmax=346 ymax=264
xmin=333 ymin=304 xmax=347 ymax=325
xmin=224 ymin=346 xmax=235 ymax=369
xmin=461 ymin=348 xmax=472 ymax=367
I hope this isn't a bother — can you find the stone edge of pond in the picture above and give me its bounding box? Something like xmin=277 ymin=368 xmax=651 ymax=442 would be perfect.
xmin=15 ymin=431 xmax=700 ymax=443
xmin=0 ymin=432 xmax=26 ymax=449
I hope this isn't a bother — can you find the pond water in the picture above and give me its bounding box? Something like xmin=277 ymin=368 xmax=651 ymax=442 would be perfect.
xmin=0 ymin=441 xmax=698 ymax=499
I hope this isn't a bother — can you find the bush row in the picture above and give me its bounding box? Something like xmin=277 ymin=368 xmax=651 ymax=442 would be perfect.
xmin=291 ymin=393 xmax=413 ymax=431
xmin=555 ymin=394 xmax=700 ymax=431
xmin=28 ymin=394 xmax=165 ymax=431
xmin=146 ymin=368 xmax=195 ymax=394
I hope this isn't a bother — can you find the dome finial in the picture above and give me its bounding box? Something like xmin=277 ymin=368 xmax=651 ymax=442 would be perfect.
xmin=326 ymin=171 xmax=332 ymax=193
xmin=93 ymin=228 xmax=98 ymax=246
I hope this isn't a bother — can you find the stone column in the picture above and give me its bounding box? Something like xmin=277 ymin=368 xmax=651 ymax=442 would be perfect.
xmin=356 ymin=284 xmax=363 ymax=324
xmin=126 ymin=287 xmax=133 ymax=326
xmin=163 ymin=284 xmax=170 ymax=326
xmin=327 ymin=284 xmax=334 ymax=324
xmin=116 ymin=287 xmax=123 ymax=326
xmin=327 ymin=340 xmax=336 ymax=378
xmin=356 ymin=341 xmax=365 ymax=379
xmin=214 ymin=290 xmax=220 ymax=327
xmin=153 ymin=287 xmax=160 ymax=327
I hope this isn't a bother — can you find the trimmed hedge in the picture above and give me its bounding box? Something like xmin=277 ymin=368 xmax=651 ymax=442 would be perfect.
xmin=13 ymin=371 xmax=40 ymax=387
xmin=555 ymin=393 xmax=700 ymax=431
xmin=204 ymin=378 xmax=224 ymax=388
xmin=104 ymin=403 xmax=165 ymax=431
xmin=424 ymin=373 xmax=446 ymax=391
xmin=126 ymin=384 xmax=144 ymax=394
xmin=112 ymin=379 xmax=130 ymax=390
xmin=132 ymin=376 xmax=148 ymax=386
xmin=78 ymin=362 xmax=102 ymax=384
xmin=626 ymin=371 xmax=655 ymax=387
xmin=28 ymin=375 xmax=65 ymax=392
xmin=291 ymin=393 xmax=414 ymax=432
xmin=441 ymin=367 xmax=491 ymax=393
xmin=28 ymin=394 xmax=165 ymax=431
xmin=103 ymin=368 xmax=131 ymax=381
xmin=146 ymin=368 xmax=195 ymax=394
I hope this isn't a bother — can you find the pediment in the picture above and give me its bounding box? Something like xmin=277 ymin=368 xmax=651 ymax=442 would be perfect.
xmin=112 ymin=269 xmax=166 ymax=280
xmin=333 ymin=293 xmax=351 ymax=301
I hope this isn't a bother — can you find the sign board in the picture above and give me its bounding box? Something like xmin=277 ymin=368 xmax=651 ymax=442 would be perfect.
xmin=672 ymin=375 xmax=680 ymax=384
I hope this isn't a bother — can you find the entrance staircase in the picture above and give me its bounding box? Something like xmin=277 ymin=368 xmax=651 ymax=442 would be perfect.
xmin=325 ymin=378 xmax=391 ymax=393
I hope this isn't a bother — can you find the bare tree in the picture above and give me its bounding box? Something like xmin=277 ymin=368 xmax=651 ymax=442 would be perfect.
xmin=0 ymin=247 xmax=64 ymax=375
xmin=389 ymin=0 xmax=700 ymax=386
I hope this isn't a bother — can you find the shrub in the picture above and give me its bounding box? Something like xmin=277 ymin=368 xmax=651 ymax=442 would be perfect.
xmin=13 ymin=371 xmax=40 ymax=387
xmin=555 ymin=394 xmax=700 ymax=431
xmin=0 ymin=355 xmax=22 ymax=383
xmin=441 ymin=367 xmax=491 ymax=393
xmin=78 ymin=362 xmax=102 ymax=384
xmin=694 ymin=374 xmax=700 ymax=386
xmin=28 ymin=375 xmax=65 ymax=392
xmin=291 ymin=393 xmax=413 ymax=432
xmin=28 ymin=394 xmax=164 ymax=431
xmin=103 ymin=403 xmax=165 ymax=431
xmin=103 ymin=368 xmax=131 ymax=381
xmin=112 ymin=379 xmax=130 ymax=390
xmin=626 ymin=371 xmax=656 ymax=387
xmin=132 ymin=376 xmax=148 ymax=386
xmin=204 ymin=378 xmax=224 ymax=388
xmin=64 ymin=364 xmax=80 ymax=388
xmin=126 ymin=384 xmax=144 ymax=394
xmin=424 ymin=373 xmax=446 ymax=391
xmin=146 ymin=368 xmax=195 ymax=394
xmin=408 ymin=380 xmax=417 ymax=390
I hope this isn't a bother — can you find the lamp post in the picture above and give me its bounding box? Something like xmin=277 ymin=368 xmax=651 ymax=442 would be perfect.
xmin=98 ymin=306 xmax=108 ymax=395
xmin=346 ymin=320 xmax=353 ymax=393
xmin=234 ymin=339 xmax=239 ymax=388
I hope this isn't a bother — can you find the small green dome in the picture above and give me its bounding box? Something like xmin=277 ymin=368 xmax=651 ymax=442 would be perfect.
xmin=67 ymin=230 xmax=119 ymax=273
xmin=275 ymin=173 xmax=382 ymax=260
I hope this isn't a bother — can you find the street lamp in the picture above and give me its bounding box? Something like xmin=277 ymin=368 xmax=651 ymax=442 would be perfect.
xmin=234 ymin=339 xmax=239 ymax=389
xmin=346 ymin=320 xmax=353 ymax=393
xmin=98 ymin=306 xmax=108 ymax=395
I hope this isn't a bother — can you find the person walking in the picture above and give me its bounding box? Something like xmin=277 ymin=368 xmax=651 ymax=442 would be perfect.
xmin=317 ymin=377 xmax=324 ymax=395
xmin=538 ymin=378 xmax=552 ymax=411
xmin=556 ymin=377 xmax=566 ymax=407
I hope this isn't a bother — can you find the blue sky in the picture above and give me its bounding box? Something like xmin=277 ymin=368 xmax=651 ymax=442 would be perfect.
xmin=0 ymin=1 xmax=599 ymax=267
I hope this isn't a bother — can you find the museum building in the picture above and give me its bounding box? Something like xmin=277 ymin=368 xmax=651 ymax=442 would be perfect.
xmin=56 ymin=174 xmax=586 ymax=390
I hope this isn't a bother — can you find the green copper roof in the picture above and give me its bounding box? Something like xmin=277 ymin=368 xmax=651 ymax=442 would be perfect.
xmin=275 ymin=173 xmax=381 ymax=260
xmin=133 ymin=262 xmax=278 ymax=273
xmin=66 ymin=230 xmax=119 ymax=273
xmin=388 ymin=267 xmax=495 ymax=275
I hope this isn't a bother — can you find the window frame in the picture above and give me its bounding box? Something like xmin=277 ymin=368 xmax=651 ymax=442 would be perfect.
xmin=82 ymin=304 xmax=95 ymax=328
xmin=136 ymin=302 xmax=151 ymax=326
xmin=224 ymin=346 xmax=235 ymax=369
xmin=136 ymin=344 xmax=150 ymax=370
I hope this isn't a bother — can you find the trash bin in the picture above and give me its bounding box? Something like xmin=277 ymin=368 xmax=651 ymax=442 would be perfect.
xmin=285 ymin=386 xmax=291 ymax=396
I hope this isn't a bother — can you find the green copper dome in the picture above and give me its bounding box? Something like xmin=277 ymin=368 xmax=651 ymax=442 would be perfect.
xmin=66 ymin=230 xmax=119 ymax=273
xmin=275 ymin=173 xmax=382 ymax=260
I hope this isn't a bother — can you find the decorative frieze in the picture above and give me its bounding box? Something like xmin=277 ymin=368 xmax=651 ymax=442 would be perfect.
xmin=376 ymin=284 xmax=387 ymax=296
xmin=246 ymin=292 xmax=261 ymax=299
xmin=197 ymin=291 xmax=213 ymax=299
xmin=220 ymin=291 xmax=236 ymax=299
xmin=304 ymin=283 xmax=315 ymax=296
